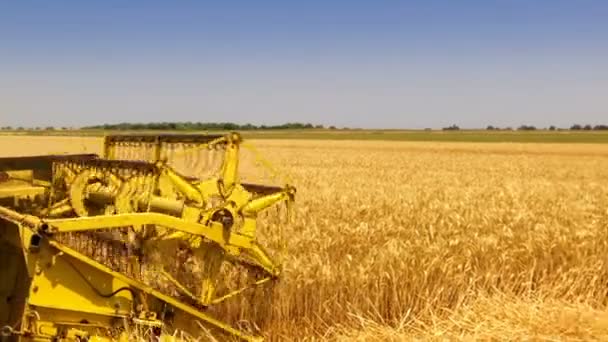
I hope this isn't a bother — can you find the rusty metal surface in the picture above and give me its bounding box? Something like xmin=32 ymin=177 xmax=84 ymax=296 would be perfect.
xmin=104 ymin=134 xmax=225 ymax=144
xmin=0 ymin=154 xmax=99 ymax=172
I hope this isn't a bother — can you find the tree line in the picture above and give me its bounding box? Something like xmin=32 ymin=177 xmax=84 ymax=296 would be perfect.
xmin=0 ymin=122 xmax=336 ymax=131
xmin=443 ymin=124 xmax=608 ymax=131
xmin=81 ymin=122 xmax=334 ymax=130
xmin=1 ymin=122 xmax=607 ymax=131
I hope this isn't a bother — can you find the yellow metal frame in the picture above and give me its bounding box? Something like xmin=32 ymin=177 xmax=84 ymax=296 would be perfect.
xmin=0 ymin=132 xmax=296 ymax=341
xmin=0 ymin=211 xmax=264 ymax=341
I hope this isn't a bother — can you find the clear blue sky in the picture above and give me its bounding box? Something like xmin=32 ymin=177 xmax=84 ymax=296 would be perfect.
xmin=0 ymin=1 xmax=606 ymax=129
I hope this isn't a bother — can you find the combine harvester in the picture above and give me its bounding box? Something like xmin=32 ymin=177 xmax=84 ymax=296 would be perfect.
xmin=0 ymin=132 xmax=295 ymax=341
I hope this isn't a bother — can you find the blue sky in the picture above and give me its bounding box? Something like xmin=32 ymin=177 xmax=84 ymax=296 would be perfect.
xmin=0 ymin=1 xmax=606 ymax=129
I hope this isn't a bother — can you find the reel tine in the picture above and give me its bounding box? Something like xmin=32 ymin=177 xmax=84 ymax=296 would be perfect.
xmin=185 ymin=143 xmax=195 ymax=175
xmin=207 ymin=144 xmax=215 ymax=177
xmin=126 ymin=143 xmax=134 ymax=161
xmin=149 ymin=142 xmax=156 ymax=162
xmin=133 ymin=143 xmax=140 ymax=161
xmin=192 ymin=144 xmax=205 ymax=178
xmin=123 ymin=143 xmax=129 ymax=160
xmin=137 ymin=143 xmax=146 ymax=161
xmin=193 ymin=144 xmax=209 ymax=178
xmin=169 ymin=143 xmax=176 ymax=166
xmin=159 ymin=142 xmax=167 ymax=162
xmin=144 ymin=142 xmax=151 ymax=162
xmin=181 ymin=143 xmax=189 ymax=172
xmin=136 ymin=142 xmax=144 ymax=161
xmin=190 ymin=146 xmax=199 ymax=177
xmin=215 ymin=143 xmax=224 ymax=176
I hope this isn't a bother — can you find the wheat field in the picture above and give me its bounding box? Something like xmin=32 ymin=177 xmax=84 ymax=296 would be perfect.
xmin=2 ymin=136 xmax=608 ymax=341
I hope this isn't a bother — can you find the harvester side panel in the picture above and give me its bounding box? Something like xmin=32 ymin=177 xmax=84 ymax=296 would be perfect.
xmin=0 ymin=220 xmax=30 ymax=342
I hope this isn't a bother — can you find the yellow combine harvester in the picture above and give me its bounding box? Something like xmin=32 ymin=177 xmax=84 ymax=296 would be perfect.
xmin=0 ymin=132 xmax=295 ymax=341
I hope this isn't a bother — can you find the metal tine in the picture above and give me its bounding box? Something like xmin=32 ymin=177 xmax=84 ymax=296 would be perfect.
xmin=191 ymin=146 xmax=203 ymax=178
xmin=200 ymin=143 xmax=213 ymax=178
xmin=144 ymin=142 xmax=153 ymax=162
xmin=181 ymin=143 xmax=191 ymax=173
xmin=165 ymin=143 xmax=172 ymax=164
xmin=210 ymin=145 xmax=219 ymax=177
xmin=141 ymin=142 xmax=149 ymax=162
xmin=190 ymin=144 xmax=200 ymax=177
xmin=180 ymin=147 xmax=189 ymax=176
xmin=147 ymin=142 xmax=154 ymax=162
xmin=131 ymin=143 xmax=139 ymax=161
xmin=167 ymin=143 xmax=175 ymax=165
xmin=133 ymin=143 xmax=140 ymax=161
xmin=119 ymin=143 xmax=126 ymax=160
xmin=125 ymin=143 xmax=132 ymax=160
xmin=115 ymin=143 xmax=121 ymax=160
xmin=176 ymin=143 xmax=183 ymax=175
xmin=198 ymin=147 xmax=207 ymax=177
xmin=133 ymin=143 xmax=142 ymax=161
xmin=166 ymin=142 xmax=172 ymax=163
xmin=216 ymin=144 xmax=225 ymax=177
xmin=159 ymin=142 xmax=167 ymax=162
xmin=130 ymin=143 xmax=137 ymax=161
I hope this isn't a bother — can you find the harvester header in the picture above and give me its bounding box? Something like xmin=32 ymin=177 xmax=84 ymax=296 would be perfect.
xmin=0 ymin=132 xmax=294 ymax=341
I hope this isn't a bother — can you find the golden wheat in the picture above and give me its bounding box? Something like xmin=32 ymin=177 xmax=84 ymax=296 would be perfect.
xmin=2 ymin=136 xmax=608 ymax=341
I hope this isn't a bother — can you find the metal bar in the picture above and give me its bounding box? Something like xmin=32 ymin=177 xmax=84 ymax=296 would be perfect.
xmin=105 ymin=134 xmax=226 ymax=144
xmin=44 ymin=213 xmax=253 ymax=248
xmin=0 ymin=186 xmax=46 ymax=199
xmin=58 ymin=158 xmax=156 ymax=173
xmin=158 ymin=164 xmax=205 ymax=206
xmin=0 ymin=154 xmax=99 ymax=171
xmin=218 ymin=135 xmax=240 ymax=197
xmin=211 ymin=277 xmax=272 ymax=305
xmin=0 ymin=205 xmax=41 ymax=228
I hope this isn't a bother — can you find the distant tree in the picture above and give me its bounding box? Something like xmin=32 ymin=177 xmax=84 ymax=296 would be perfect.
xmin=44 ymin=126 xmax=55 ymax=131
xmin=570 ymin=124 xmax=582 ymax=130
xmin=517 ymin=125 xmax=536 ymax=131
xmin=314 ymin=124 xmax=324 ymax=129
xmin=583 ymin=124 xmax=593 ymax=130
xmin=443 ymin=124 xmax=460 ymax=131
xmin=329 ymin=125 xmax=337 ymax=130
xmin=549 ymin=125 xmax=556 ymax=131
xmin=486 ymin=125 xmax=495 ymax=130
xmin=594 ymin=125 xmax=608 ymax=130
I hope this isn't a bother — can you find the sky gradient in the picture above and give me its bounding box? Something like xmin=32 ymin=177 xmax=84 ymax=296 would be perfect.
xmin=0 ymin=1 xmax=607 ymax=129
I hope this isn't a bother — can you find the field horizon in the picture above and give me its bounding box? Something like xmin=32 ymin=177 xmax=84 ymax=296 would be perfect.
xmin=2 ymin=129 xmax=608 ymax=144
